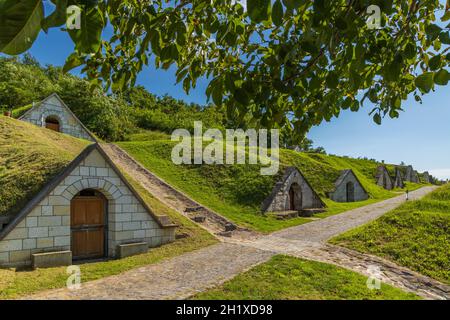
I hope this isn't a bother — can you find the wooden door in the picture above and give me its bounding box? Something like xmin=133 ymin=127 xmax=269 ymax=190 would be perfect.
xmin=45 ymin=122 xmax=60 ymax=132
xmin=289 ymin=187 xmax=295 ymax=210
xmin=71 ymin=196 xmax=106 ymax=260
xmin=346 ymin=182 xmax=355 ymax=202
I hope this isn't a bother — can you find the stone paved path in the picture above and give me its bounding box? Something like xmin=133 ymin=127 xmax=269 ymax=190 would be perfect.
xmin=271 ymin=186 xmax=437 ymax=242
xmin=25 ymin=243 xmax=274 ymax=300
xmin=27 ymin=186 xmax=449 ymax=300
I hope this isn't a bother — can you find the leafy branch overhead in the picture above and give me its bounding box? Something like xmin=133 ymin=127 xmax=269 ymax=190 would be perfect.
xmin=0 ymin=0 xmax=449 ymax=138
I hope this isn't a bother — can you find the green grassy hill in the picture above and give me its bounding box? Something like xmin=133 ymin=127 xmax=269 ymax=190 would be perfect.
xmin=117 ymin=131 xmax=425 ymax=232
xmin=330 ymin=184 xmax=450 ymax=285
xmin=0 ymin=116 xmax=89 ymax=217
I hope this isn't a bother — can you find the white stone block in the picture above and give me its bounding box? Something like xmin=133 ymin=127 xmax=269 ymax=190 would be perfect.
xmin=115 ymin=213 xmax=132 ymax=222
xmin=133 ymin=230 xmax=145 ymax=239
xmin=122 ymin=222 xmax=141 ymax=231
xmin=6 ymin=228 xmax=28 ymax=240
xmin=48 ymin=196 xmax=67 ymax=206
xmin=0 ymin=252 xmax=9 ymax=263
xmin=28 ymin=227 xmax=49 ymax=238
xmin=97 ymin=168 xmax=108 ymax=177
xmin=26 ymin=217 xmax=38 ymax=228
xmin=23 ymin=238 xmax=37 ymax=250
xmin=38 ymin=216 xmax=62 ymax=227
xmin=41 ymin=205 xmax=53 ymax=216
xmin=49 ymin=226 xmax=70 ymax=237
xmin=54 ymin=236 xmax=70 ymax=246
xmin=0 ymin=239 xmax=23 ymax=252
xmin=37 ymin=237 xmax=54 ymax=248
xmin=79 ymin=166 xmax=89 ymax=176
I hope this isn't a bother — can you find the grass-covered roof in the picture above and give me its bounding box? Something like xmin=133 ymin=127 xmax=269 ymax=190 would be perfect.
xmin=0 ymin=116 xmax=89 ymax=217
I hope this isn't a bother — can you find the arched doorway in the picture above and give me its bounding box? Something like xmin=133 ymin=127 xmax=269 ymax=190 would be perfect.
xmin=288 ymin=183 xmax=302 ymax=210
xmin=45 ymin=116 xmax=60 ymax=132
xmin=346 ymin=182 xmax=355 ymax=202
xmin=71 ymin=189 xmax=107 ymax=260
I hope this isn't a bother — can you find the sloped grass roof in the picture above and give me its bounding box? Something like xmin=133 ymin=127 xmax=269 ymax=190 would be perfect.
xmin=0 ymin=116 xmax=89 ymax=217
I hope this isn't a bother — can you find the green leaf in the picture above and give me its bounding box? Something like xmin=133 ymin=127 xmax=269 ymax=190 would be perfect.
xmin=272 ymin=0 xmax=284 ymax=27
xmin=41 ymin=0 xmax=68 ymax=32
xmin=434 ymin=69 xmax=450 ymax=86
xmin=68 ymin=6 xmax=104 ymax=54
xmin=373 ymin=113 xmax=382 ymax=125
xmin=441 ymin=10 xmax=450 ymax=22
xmin=247 ymin=0 xmax=270 ymax=23
xmin=439 ymin=31 xmax=450 ymax=45
xmin=428 ymin=55 xmax=441 ymax=71
xmin=63 ymin=52 xmax=84 ymax=73
xmin=325 ymin=72 xmax=339 ymax=89
xmin=212 ymin=82 xmax=223 ymax=106
xmin=425 ymin=24 xmax=442 ymax=41
xmin=415 ymin=72 xmax=434 ymax=93
xmin=0 ymin=0 xmax=44 ymax=55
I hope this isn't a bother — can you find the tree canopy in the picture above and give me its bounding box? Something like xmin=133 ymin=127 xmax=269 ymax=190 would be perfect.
xmin=0 ymin=0 xmax=449 ymax=140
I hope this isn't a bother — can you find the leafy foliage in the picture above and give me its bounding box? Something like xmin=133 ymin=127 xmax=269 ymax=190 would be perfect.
xmin=0 ymin=0 xmax=449 ymax=141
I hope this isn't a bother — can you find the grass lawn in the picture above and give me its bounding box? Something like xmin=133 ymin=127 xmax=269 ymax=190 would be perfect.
xmin=193 ymin=255 xmax=419 ymax=300
xmin=330 ymin=184 xmax=450 ymax=285
xmin=117 ymin=139 xmax=423 ymax=233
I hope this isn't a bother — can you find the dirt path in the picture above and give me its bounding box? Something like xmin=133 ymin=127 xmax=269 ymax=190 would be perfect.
xmin=101 ymin=143 xmax=257 ymax=240
xmin=25 ymin=185 xmax=448 ymax=300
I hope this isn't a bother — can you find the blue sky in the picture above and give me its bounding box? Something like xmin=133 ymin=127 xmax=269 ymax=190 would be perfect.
xmin=22 ymin=3 xmax=450 ymax=180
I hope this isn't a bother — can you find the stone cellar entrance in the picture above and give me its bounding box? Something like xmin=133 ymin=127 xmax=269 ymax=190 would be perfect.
xmin=45 ymin=116 xmax=60 ymax=132
xmin=288 ymin=183 xmax=302 ymax=211
xmin=71 ymin=189 xmax=107 ymax=261
xmin=346 ymin=181 xmax=355 ymax=202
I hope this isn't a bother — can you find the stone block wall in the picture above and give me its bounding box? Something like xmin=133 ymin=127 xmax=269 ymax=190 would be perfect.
xmin=20 ymin=95 xmax=95 ymax=141
xmin=329 ymin=172 xmax=368 ymax=202
xmin=0 ymin=149 xmax=175 ymax=267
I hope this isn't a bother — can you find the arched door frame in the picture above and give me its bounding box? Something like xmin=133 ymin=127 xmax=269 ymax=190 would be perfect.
xmin=70 ymin=189 xmax=108 ymax=261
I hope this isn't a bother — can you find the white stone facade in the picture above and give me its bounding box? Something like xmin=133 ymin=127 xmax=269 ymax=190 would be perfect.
xmin=329 ymin=170 xmax=369 ymax=202
xmin=20 ymin=94 xmax=95 ymax=142
xmin=0 ymin=148 xmax=175 ymax=267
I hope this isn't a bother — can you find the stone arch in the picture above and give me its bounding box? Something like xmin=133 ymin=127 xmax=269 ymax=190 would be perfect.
xmin=60 ymin=178 xmax=123 ymax=203
xmin=40 ymin=110 xmax=65 ymax=132
xmin=59 ymin=178 xmax=124 ymax=259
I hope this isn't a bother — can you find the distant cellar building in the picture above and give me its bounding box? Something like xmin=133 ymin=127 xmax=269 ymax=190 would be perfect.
xmin=329 ymin=170 xmax=368 ymax=202
xmin=19 ymin=93 xmax=96 ymax=142
xmin=261 ymin=167 xmax=325 ymax=213
xmin=376 ymin=165 xmax=394 ymax=190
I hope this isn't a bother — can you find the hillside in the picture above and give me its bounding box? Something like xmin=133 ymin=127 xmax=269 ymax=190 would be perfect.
xmin=331 ymin=184 xmax=450 ymax=285
xmin=117 ymin=133 xmax=424 ymax=232
xmin=0 ymin=116 xmax=89 ymax=217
